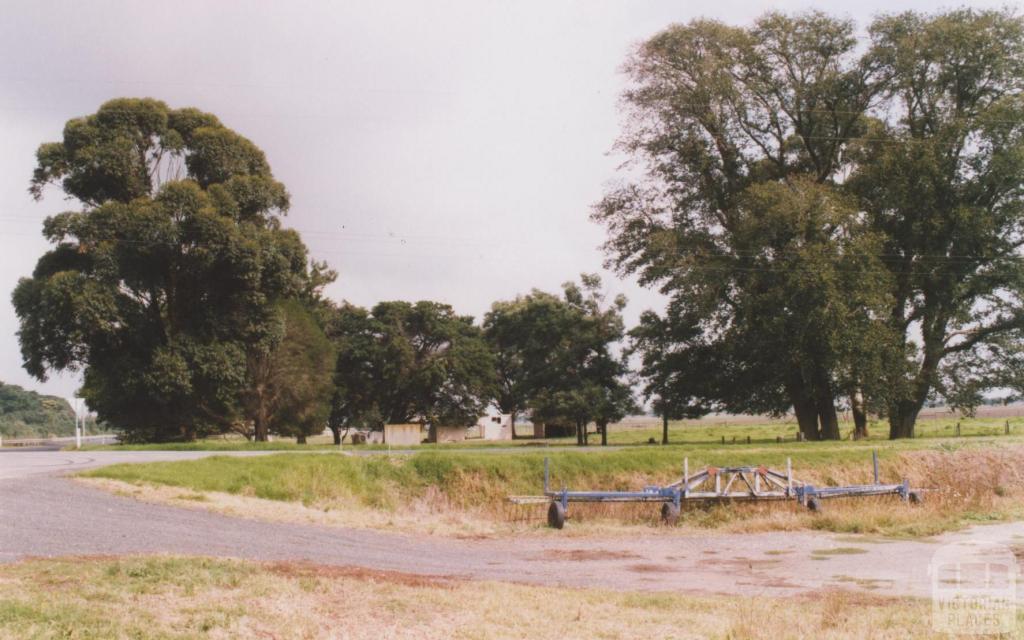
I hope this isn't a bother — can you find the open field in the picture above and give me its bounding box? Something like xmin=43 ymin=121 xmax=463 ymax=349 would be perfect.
xmin=79 ymin=414 xmax=1024 ymax=451
xmin=0 ymin=555 xmax=976 ymax=640
xmin=83 ymin=436 xmax=1024 ymax=538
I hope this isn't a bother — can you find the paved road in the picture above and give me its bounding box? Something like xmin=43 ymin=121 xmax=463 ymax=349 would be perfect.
xmin=1 ymin=450 xmax=1022 ymax=599
xmin=0 ymin=449 xmax=280 ymax=480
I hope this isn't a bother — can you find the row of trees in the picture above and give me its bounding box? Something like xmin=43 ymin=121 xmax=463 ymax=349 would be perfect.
xmin=12 ymin=100 xmax=632 ymax=443
xmin=14 ymin=8 xmax=1024 ymax=443
xmin=324 ymin=279 xmax=633 ymax=446
xmin=598 ymin=8 xmax=1024 ymax=440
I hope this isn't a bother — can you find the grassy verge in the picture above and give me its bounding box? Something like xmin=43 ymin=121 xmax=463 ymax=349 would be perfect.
xmin=83 ymin=438 xmax=1024 ymax=537
xmin=0 ymin=555 xmax=966 ymax=640
xmin=79 ymin=416 xmax=1024 ymax=451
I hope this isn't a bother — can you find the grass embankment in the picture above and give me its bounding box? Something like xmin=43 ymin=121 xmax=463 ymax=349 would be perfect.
xmin=81 ymin=415 xmax=1024 ymax=450
xmin=83 ymin=438 xmax=1024 ymax=537
xmin=0 ymin=555 xmax=962 ymax=640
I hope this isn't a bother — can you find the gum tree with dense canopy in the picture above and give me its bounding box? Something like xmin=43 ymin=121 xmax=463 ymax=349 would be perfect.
xmin=851 ymin=9 xmax=1024 ymax=438
xmin=594 ymin=12 xmax=894 ymax=440
xmin=13 ymin=98 xmax=320 ymax=441
xmin=483 ymin=289 xmax=585 ymax=438
xmin=522 ymin=275 xmax=635 ymax=446
xmin=325 ymin=300 xmax=495 ymax=433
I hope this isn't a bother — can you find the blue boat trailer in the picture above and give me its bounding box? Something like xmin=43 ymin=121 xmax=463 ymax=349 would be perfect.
xmin=509 ymin=452 xmax=921 ymax=529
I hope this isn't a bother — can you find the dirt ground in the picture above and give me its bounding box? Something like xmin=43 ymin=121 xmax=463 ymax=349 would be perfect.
xmin=3 ymin=474 xmax=1022 ymax=601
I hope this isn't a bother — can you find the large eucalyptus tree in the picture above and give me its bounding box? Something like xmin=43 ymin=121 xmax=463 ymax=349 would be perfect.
xmin=13 ymin=98 xmax=319 ymax=441
xmin=596 ymin=12 xmax=893 ymax=440
xmin=852 ymin=9 xmax=1024 ymax=438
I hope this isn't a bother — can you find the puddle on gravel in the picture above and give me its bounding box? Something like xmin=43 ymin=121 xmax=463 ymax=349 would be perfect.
xmin=535 ymin=549 xmax=643 ymax=562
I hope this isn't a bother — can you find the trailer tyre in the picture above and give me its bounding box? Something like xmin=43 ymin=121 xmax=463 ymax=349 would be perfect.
xmin=806 ymin=496 xmax=822 ymax=512
xmin=661 ymin=503 xmax=680 ymax=526
xmin=908 ymin=490 xmax=923 ymax=505
xmin=547 ymin=501 xmax=566 ymax=529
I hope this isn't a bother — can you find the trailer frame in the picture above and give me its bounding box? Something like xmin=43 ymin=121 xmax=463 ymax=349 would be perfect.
xmin=509 ymin=452 xmax=921 ymax=529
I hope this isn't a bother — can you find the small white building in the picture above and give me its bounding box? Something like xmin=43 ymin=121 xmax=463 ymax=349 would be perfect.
xmin=476 ymin=408 xmax=513 ymax=440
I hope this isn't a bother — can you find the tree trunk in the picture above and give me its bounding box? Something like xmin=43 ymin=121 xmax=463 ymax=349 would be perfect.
xmin=297 ymin=433 xmax=307 ymax=444
xmin=850 ymin=390 xmax=868 ymax=440
xmin=817 ymin=400 xmax=840 ymax=440
xmin=788 ymin=378 xmax=820 ymax=441
xmin=329 ymin=425 xmax=341 ymax=445
xmin=888 ymin=400 xmax=921 ymax=439
xmin=509 ymin=410 xmax=518 ymax=439
xmin=583 ymin=422 xmax=590 ymax=445
xmin=662 ymin=414 xmax=669 ymax=445
xmin=599 ymin=420 xmax=608 ymax=446
xmin=576 ymin=420 xmax=584 ymax=446
xmin=814 ymin=370 xmax=841 ymax=440
xmin=888 ymin=354 xmax=939 ymax=439
xmin=253 ymin=413 xmax=268 ymax=442
xmin=888 ymin=310 xmax=947 ymax=439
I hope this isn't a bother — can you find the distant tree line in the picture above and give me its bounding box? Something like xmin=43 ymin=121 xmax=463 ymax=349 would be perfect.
xmin=12 ymin=99 xmax=631 ymax=443
xmin=0 ymin=381 xmax=77 ymax=439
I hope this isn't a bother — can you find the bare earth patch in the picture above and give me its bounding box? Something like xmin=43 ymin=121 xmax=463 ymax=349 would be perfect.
xmin=535 ymin=549 xmax=643 ymax=562
xmin=0 ymin=555 xmax=969 ymax=640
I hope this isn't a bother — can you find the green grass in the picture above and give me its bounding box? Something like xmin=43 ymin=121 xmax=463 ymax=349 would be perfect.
xmin=0 ymin=557 xmax=254 ymax=639
xmin=811 ymin=547 xmax=869 ymax=556
xmin=78 ymin=434 xmax=341 ymax=451
xmin=82 ymin=429 xmax=1024 ymax=538
xmin=79 ymin=415 xmax=1024 ymax=451
xmin=84 ymin=435 xmax=1021 ymax=508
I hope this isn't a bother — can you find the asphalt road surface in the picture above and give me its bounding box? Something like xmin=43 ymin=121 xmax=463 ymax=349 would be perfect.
xmin=1 ymin=449 xmax=1022 ymax=599
xmin=0 ymin=449 xmax=281 ymax=480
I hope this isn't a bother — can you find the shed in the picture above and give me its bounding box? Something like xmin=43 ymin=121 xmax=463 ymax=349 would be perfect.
xmin=429 ymin=425 xmax=467 ymax=443
xmin=475 ymin=409 xmax=513 ymax=440
xmin=383 ymin=423 xmax=422 ymax=446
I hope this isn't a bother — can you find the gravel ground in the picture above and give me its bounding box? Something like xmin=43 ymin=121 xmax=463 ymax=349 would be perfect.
xmin=1 ymin=451 xmax=1021 ymax=599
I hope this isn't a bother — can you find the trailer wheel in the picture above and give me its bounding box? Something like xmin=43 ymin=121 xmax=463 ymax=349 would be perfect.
xmin=661 ymin=503 xmax=680 ymax=526
xmin=908 ymin=490 xmax=923 ymax=505
xmin=806 ymin=496 xmax=822 ymax=512
xmin=547 ymin=501 xmax=566 ymax=529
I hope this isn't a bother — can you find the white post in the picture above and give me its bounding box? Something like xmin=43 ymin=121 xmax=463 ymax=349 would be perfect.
xmin=683 ymin=458 xmax=689 ymax=498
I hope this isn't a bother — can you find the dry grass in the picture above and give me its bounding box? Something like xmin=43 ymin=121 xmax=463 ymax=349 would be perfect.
xmin=83 ymin=445 xmax=1024 ymax=539
xmin=0 ymin=555 xmax=964 ymax=640
xmin=78 ymin=477 xmax=505 ymax=538
xmin=533 ymin=445 xmax=1024 ymax=538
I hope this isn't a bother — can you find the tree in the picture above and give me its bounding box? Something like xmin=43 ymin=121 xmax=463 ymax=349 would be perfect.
xmin=483 ymin=290 xmax=580 ymax=438
xmin=594 ymin=12 xmax=894 ymax=440
xmin=13 ymin=98 xmax=315 ymax=441
xmin=628 ymin=311 xmax=712 ymax=444
xmin=851 ymin=9 xmax=1024 ymax=438
xmin=326 ymin=301 xmax=495 ymax=433
xmin=324 ymin=303 xmax=386 ymax=444
xmin=0 ymin=381 xmax=76 ymax=439
xmin=528 ymin=275 xmax=634 ymax=446
xmin=243 ymin=301 xmax=335 ymax=443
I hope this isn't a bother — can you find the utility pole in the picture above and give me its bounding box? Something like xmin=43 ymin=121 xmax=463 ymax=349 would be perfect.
xmin=74 ymin=398 xmax=82 ymax=450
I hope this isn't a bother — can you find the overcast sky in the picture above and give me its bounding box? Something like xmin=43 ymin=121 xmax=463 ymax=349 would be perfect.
xmin=0 ymin=0 xmax=1010 ymax=403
